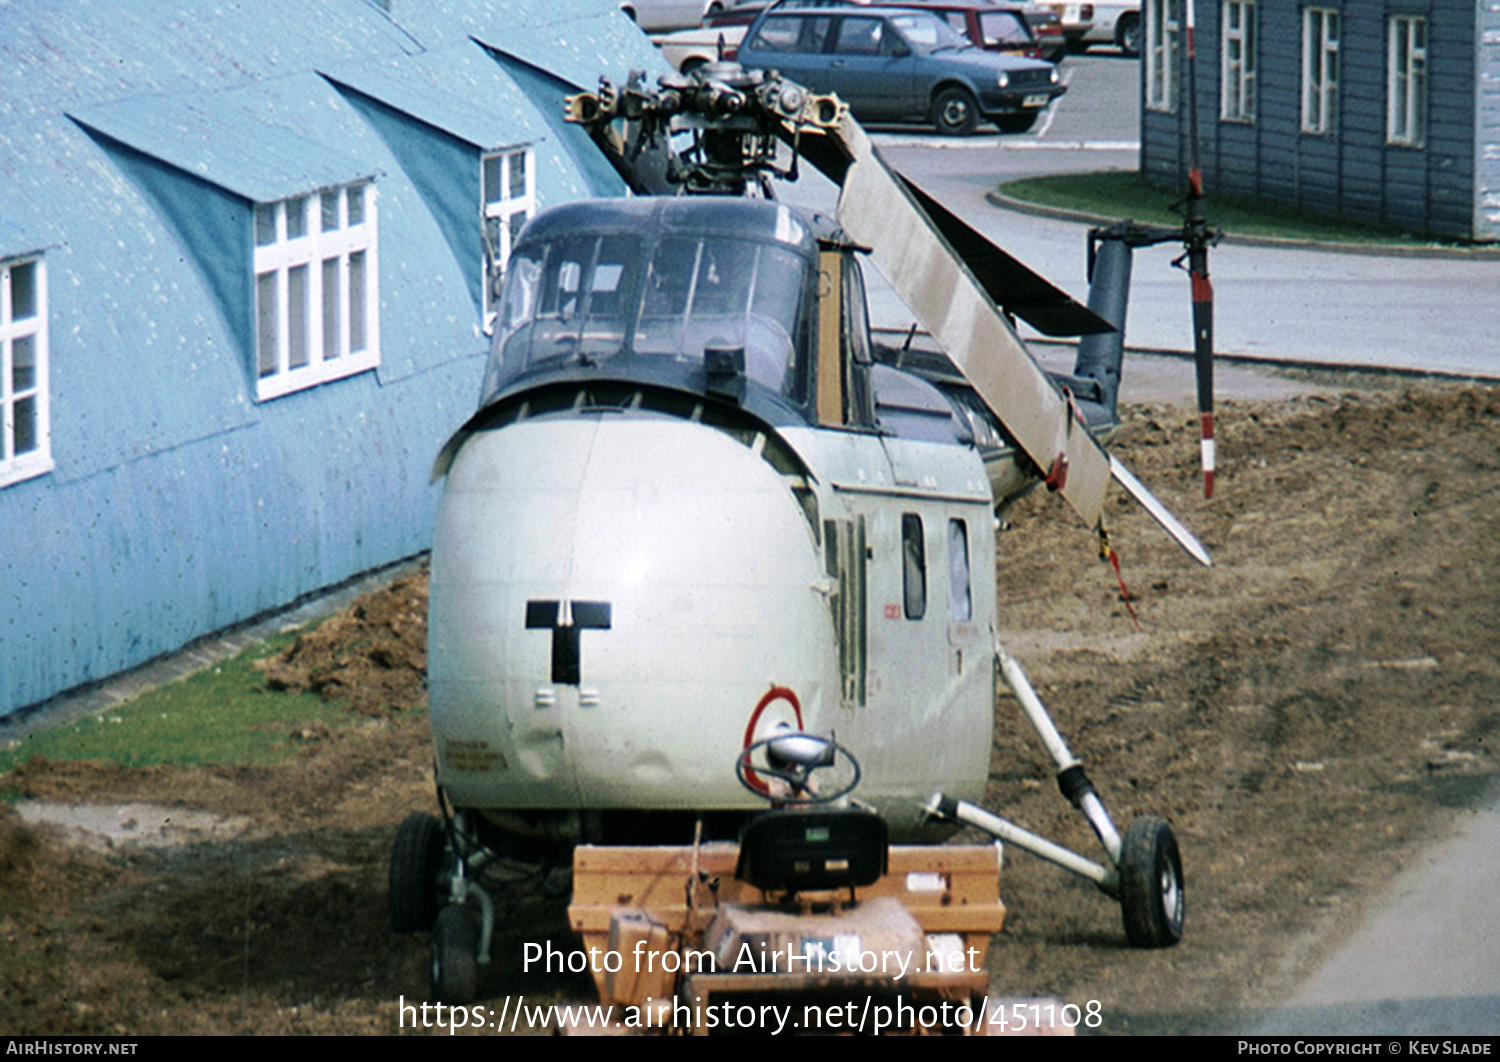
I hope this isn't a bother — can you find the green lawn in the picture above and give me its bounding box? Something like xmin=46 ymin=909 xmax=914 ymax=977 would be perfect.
xmin=0 ymin=631 xmax=350 ymax=787
xmin=1001 ymin=171 xmax=1476 ymax=250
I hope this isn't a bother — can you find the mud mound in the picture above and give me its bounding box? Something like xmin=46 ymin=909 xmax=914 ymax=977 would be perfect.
xmin=258 ymin=569 xmax=429 ymax=716
xmin=0 ymin=805 xmax=40 ymax=912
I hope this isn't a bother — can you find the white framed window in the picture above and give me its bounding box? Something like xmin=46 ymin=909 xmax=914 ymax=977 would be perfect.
xmin=1387 ymin=15 xmax=1426 ymax=147
xmin=1 ymin=256 xmax=50 ymax=488
xmin=1145 ymin=0 xmax=1181 ymax=113
xmin=253 ymin=182 xmax=378 ymax=401
xmin=1301 ymin=8 xmax=1339 ymax=135
xmin=1220 ymin=0 xmax=1256 ymax=122
xmin=482 ymin=148 xmax=535 ymax=325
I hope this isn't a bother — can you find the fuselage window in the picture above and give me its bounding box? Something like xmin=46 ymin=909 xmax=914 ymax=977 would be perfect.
xmin=902 ymin=512 xmax=926 ymax=620
xmin=949 ymin=518 xmax=972 ymax=621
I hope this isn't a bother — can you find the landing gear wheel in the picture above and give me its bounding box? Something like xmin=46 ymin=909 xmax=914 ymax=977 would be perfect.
xmin=431 ymin=905 xmax=481 ymax=1002
xmin=1118 ymin=815 xmax=1185 ymax=948
xmin=389 ymin=812 xmax=446 ymax=933
xmin=932 ymin=87 xmax=979 ymax=136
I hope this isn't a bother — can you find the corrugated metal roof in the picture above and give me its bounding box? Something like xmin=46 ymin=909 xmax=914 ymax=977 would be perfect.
xmin=70 ymin=90 xmax=377 ymax=203
xmin=0 ymin=217 xmax=47 ymax=261
xmin=320 ymin=43 xmax=542 ymax=152
xmin=0 ymin=0 xmax=418 ymax=120
xmin=470 ymin=16 xmax=664 ymax=92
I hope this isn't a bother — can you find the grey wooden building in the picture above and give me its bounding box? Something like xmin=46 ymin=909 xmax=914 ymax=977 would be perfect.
xmin=1139 ymin=0 xmax=1500 ymax=241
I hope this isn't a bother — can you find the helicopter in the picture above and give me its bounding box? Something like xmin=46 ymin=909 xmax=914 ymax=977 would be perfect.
xmin=391 ymin=59 xmax=1212 ymax=1004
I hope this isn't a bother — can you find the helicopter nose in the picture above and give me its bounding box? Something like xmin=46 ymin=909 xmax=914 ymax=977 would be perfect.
xmin=430 ymin=412 xmax=833 ymax=812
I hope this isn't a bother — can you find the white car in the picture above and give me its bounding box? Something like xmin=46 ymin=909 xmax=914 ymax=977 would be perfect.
xmin=620 ymin=0 xmax=718 ymax=33
xmin=653 ymin=23 xmax=748 ymax=73
xmin=1040 ymin=1 xmax=1141 ymax=56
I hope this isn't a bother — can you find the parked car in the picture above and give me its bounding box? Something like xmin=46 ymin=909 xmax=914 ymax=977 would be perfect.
xmin=1036 ymin=1 xmax=1140 ymax=56
xmin=621 ymin=0 xmax=717 ymax=33
xmin=737 ymin=5 xmax=1064 ymax=134
xmin=658 ymin=0 xmax=1057 ymax=71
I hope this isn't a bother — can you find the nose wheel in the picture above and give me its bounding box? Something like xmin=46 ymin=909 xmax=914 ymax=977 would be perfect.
xmin=430 ymin=904 xmax=481 ymax=1002
xmin=389 ymin=803 xmax=499 ymax=1003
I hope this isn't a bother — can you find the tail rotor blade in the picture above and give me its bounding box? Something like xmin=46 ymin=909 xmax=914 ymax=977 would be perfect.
xmin=1189 ymin=225 xmax=1214 ymax=500
xmin=1183 ymin=0 xmax=1215 ymax=499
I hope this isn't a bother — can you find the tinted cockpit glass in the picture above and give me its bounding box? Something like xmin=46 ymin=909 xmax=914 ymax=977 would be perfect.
xmin=482 ymin=230 xmax=811 ymax=410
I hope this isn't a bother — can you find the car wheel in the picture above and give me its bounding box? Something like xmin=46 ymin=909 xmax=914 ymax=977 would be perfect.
xmin=932 ymin=86 xmax=979 ymax=136
xmin=431 ymin=905 xmax=481 ymax=1003
xmin=1117 ymin=14 xmax=1142 ymax=58
xmin=389 ymin=812 xmax=446 ymax=933
xmin=996 ymin=112 xmax=1038 ymax=134
xmin=680 ymin=56 xmax=708 ymax=77
xmin=1118 ymin=816 xmax=1185 ymax=948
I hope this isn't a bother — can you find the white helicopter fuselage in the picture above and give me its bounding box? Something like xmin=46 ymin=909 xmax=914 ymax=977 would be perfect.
xmin=428 ymin=197 xmax=999 ymax=846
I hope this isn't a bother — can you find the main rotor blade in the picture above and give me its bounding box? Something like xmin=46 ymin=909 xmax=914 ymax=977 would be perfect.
xmin=829 ymin=117 xmax=1112 ymax=526
xmin=898 ymin=177 xmax=1115 ymax=338
xmin=1109 ymin=455 xmax=1212 ymax=568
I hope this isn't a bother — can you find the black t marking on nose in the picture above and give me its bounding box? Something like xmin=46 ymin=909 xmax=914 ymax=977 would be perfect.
xmin=526 ymin=600 xmax=612 ymax=685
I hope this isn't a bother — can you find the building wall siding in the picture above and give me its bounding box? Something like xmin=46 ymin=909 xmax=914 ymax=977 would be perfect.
xmin=1142 ymin=0 xmax=1487 ymax=240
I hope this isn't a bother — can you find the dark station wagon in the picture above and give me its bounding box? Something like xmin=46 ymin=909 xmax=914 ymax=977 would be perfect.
xmin=737 ymin=4 xmax=1064 ymax=134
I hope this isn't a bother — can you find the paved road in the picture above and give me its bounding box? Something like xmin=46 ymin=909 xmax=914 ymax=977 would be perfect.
xmin=1243 ymin=795 xmax=1500 ymax=1035
xmin=789 ymin=55 xmax=1500 ymax=380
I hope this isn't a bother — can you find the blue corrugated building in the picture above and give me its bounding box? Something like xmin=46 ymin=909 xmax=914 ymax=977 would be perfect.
xmin=1139 ymin=0 xmax=1500 ymax=241
xmin=0 ymin=0 xmax=664 ymax=714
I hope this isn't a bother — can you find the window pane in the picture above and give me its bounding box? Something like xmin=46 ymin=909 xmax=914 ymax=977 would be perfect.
xmin=483 ymin=155 xmax=502 ymax=205
xmin=902 ymin=513 xmax=926 ymax=620
xmin=287 ymin=264 xmax=309 ymax=369
xmin=348 ymin=250 xmax=367 ymax=353
xmin=286 ymin=196 xmax=308 ymax=240
xmin=322 ymin=257 xmax=341 ymax=358
xmin=508 ymin=152 xmax=527 ymax=200
xmin=257 ymin=272 xmax=279 ymax=377
xmin=255 ymin=203 xmax=278 ymax=247
xmin=12 ymin=334 xmax=35 ymax=392
xmin=13 ymin=395 xmax=36 ymax=455
xmin=321 ymin=190 xmax=340 ymax=232
xmin=347 ymin=185 xmax=365 ymax=227
xmin=949 ymin=519 xmax=972 ymax=621
xmin=10 ymin=261 xmax=37 ymax=319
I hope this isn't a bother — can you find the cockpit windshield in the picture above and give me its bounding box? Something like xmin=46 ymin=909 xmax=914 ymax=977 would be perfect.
xmin=479 ymin=228 xmax=813 ymax=412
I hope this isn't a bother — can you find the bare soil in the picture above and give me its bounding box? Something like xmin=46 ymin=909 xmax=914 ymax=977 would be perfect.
xmin=3 ymin=379 xmax=1498 ymax=1036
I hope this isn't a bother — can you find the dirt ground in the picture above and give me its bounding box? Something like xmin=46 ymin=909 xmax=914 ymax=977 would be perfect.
xmin=3 ymin=376 xmax=1498 ymax=1036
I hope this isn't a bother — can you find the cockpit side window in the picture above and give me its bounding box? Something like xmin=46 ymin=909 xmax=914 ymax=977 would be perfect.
xmin=842 ymin=255 xmax=876 ymax=428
